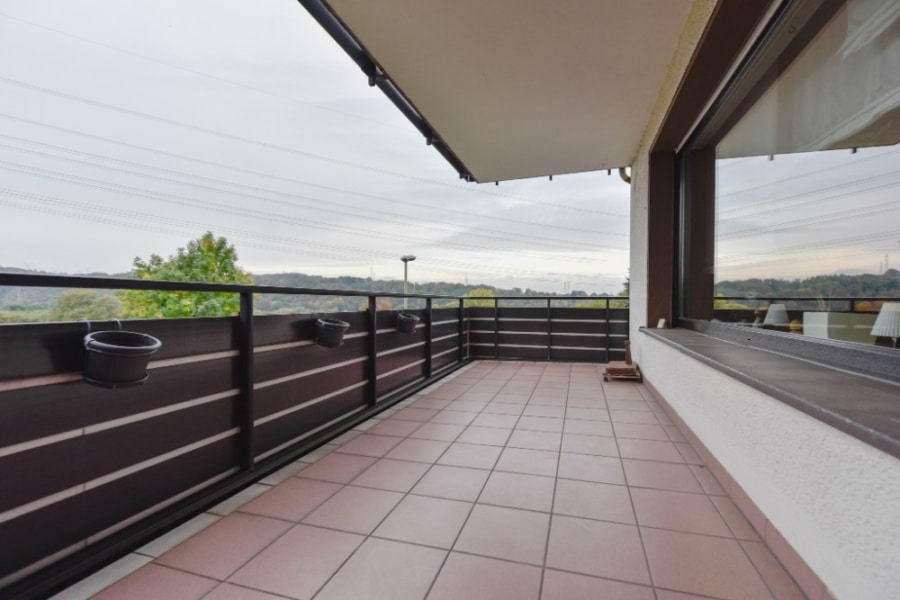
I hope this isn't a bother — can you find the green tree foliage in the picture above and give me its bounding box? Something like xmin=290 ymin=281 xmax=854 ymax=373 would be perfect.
xmin=464 ymin=287 xmax=496 ymax=307
xmin=49 ymin=290 xmax=122 ymax=321
xmin=118 ymin=233 xmax=253 ymax=318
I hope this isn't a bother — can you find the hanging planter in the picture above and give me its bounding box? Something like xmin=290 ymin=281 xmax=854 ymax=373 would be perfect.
xmin=83 ymin=330 xmax=162 ymax=389
xmin=396 ymin=312 xmax=420 ymax=334
xmin=316 ymin=317 xmax=350 ymax=348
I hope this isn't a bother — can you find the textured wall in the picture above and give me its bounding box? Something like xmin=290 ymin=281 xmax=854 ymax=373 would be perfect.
xmin=641 ymin=335 xmax=900 ymax=599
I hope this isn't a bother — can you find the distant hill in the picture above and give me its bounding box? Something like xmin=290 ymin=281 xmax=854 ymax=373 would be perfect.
xmin=716 ymin=270 xmax=899 ymax=300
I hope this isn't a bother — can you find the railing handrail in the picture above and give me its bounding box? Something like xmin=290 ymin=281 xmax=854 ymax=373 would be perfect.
xmin=0 ymin=272 xmax=630 ymax=304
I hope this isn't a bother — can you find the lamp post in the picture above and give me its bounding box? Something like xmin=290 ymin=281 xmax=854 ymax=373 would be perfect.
xmin=401 ymin=255 xmax=416 ymax=309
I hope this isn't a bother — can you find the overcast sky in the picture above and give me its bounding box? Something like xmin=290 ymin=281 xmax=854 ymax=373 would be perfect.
xmin=0 ymin=0 xmax=632 ymax=294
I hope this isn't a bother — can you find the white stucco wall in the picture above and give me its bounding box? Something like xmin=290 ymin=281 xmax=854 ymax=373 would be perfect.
xmin=640 ymin=335 xmax=900 ymax=599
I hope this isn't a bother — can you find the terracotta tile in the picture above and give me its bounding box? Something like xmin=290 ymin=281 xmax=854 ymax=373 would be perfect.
xmin=298 ymin=443 xmax=338 ymax=463
xmin=155 ymin=513 xmax=291 ymax=580
xmin=407 ymin=422 xmax=465 ymax=442
xmin=412 ymin=465 xmax=490 ymax=501
xmin=565 ymin=407 xmax=610 ymax=421
xmin=557 ymin=452 xmax=625 ymax=485
xmin=429 ymin=409 xmax=477 ymax=425
xmin=239 ymin=478 xmax=342 ymax=522
xmin=516 ymin=415 xmax=564 ymax=433
xmin=663 ymin=424 xmax=688 ymax=442
xmin=137 ymin=514 xmax=221 ymax=557
xmin=607 ymin=398 xmax=652 ymax=410
xmin=622 ymin=459 xmax=703 ymax=494
xmin=410 ymin=397 xmax=452 ymax=410
xmin=507 ymin=429 xmax=562 ymax=452
xmin=711 ymin=495 xmax=761 ymax=540
xmin=632 ymin=488 xmax=731 ymax=536
xmin=641 ymin=527 xmax=771 ymax=599
xmin=208 ymin=484 xmax=271 ymax=516
xmin=688 ymin=464 xmax=727 ymax=496
xmin=765 ymin=522 xmax=825 ymax=600
xmin=366 ymin=418 xmax=423 ymax=437
xmin=655 ymin=590 xmax=715 ymax=599
xmin=384 ymin=438 xmax=451 ymax=463
xmin=392 ymin=406 xmax=441 ymax=422
xmin=204 ymin=583 xmax=286 ymax=600
xmin=528 ymin=395 xmax=567 ymax=406
xmin=566 ymin=396 xmax=607 ymax=408
xmin=457 ymin=425 xmax=512 ymax=446
xmin=228 ymin=524 xmax=363 ymax=599
xmin=674 ymin=442 xmax=703 ymax=465
xmin=492 ymin=392 xmax=529 ymax=404
xmin=553 ymin=478 xmax=635 ymax=524
xmin=428 ymin=552 xmax=542 ymax=600
xmin=546 ymin=515 xmax=650 ymax=584
xmin=446 ymin=399 xmax=490 ymax=412
xmin=437 ymin=442 xmax=502 ymax=469
xmin=541 ymin=569 xmax=654 ymax=600
xmin=315 ymin=538 xmax=446 ymax=600
xmin=613 ymin=423 xmax=670 ymax=441
xmin=296 ymin=452 xmax=377 ymax=484
xmin=92 ymin=564 xmax=217 ymax=600
xmin=730 ymin=482 xmax=767 ymax=537
xmin=333 ymin=433 xmax=404 ymax=458
xmin=374 ymin=494 xmax=471 ymax=548
xmin=564 ymin=419 xmax=614 ymax=436
xmin=609 ymin=409 xmax=660 ymax=424
xmin=302 ymin=485 xmax=403 ymax=534
xmin=522 ymin=404 xmax=566 ymax=417
xmin=741 ymin=540 xmax=807 ymax=600
xmin=483 ymin=401 xmax=526 ymax=415
xmin=350 ymin=458 xmax=430 ymax=492
xmin=656 ymin=412 xmax=674 ymax=426
xmin=479 ymin=471 xmax=556 ymax=512
xmin=258 ymin=461 xmax=309 ymax=486
xmin=495 ymin=447 xmax=559 ymax=477
xmin=471 ymin=412 xmax=519 ymax=428
xmin=560 ymin=433 xmax=618 ymax=457
xmin=617 ymin=439 xmax=683 ymax=463
xmin=454 ymin=504 xmax=550 ymax=565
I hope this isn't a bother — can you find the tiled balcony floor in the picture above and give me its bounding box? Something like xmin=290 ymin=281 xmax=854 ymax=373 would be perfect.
xmin=56 ymin=361 xmax=806 ymax=600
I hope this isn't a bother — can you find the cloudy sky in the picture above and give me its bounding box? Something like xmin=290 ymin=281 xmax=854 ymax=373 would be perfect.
xmin=0 ymin=0 xmax=631 ymax=294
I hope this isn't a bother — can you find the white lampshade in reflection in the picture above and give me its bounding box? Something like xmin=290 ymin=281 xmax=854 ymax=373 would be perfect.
xmin=871 ymin=302 xmax=900 ymax=346
xmin=763 ymin=303 xmax=790 ymax=326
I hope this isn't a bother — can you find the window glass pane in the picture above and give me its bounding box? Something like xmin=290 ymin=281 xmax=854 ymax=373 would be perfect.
xmin=713 ymin=1 xmax=900 ymax=347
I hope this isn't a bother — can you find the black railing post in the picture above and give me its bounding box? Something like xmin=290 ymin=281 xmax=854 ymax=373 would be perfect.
xmin=238 ymin=291 xmax=255 ymax=471
xmin=494 ymin=298 xmax=500 ymax=359
xmin=426 ymin=298 xmax=433 ymax=378
xmin=605 ymin=297 xmax=611 ymax=363
xmin=367 ymin=295 xmax=378 ymax=406
xmin=458 ymin=298 xmax=465 ymax=363
xmin=546 ymin=298 xmax=552 ymax=361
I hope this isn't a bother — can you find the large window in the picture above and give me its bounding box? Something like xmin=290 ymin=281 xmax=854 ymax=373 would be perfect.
xmin=685 ymin=0 xmax=900 ymax=348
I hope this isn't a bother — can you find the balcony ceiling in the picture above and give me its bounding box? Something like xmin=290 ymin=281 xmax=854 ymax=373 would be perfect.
xmin=320 ymin=0 xmax=694 ymax=182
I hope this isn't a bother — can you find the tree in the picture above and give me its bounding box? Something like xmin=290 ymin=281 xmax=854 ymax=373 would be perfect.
xmin=118 ymin=233 xmax=253 ymax=318
xmin=464 ymin=287 xmax=496 ymax=307
xmin=49 ymin=290 xmax=122 ymax=321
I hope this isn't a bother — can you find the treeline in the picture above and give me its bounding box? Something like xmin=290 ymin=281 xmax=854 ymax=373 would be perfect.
xmin=716 ymin=270 xmax=899 ymax=300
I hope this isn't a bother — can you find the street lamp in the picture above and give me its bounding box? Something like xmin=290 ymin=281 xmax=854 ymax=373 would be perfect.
xmin=401 ymin=255 xmax=416 ymax=309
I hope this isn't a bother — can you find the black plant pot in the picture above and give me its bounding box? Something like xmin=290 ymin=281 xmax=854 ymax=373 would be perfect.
xmin=316 ymin=318 xmax=350 ymax=348
xmin=83 ymin=330 xmax=162 ymax=389
xmin=396 ymin=312 xmax=420 ymax=334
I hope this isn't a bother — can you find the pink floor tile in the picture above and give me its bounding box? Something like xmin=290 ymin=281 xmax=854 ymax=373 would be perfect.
xmin=516 ymin=415 xmax=564 ymax=433
xmin=631 ymin=488 xmax=732 ymax=536
xmin=204 ymin=583 xmax=287 ymax=600
xmin=564 ymin=419 xmax=614 ymax=436
xmin=295 ymin=452 xmax=377 ymax=484
xmin=427 ymin=552 xmax=542 ymax=600
xmin=411 ymin=464 xmax=491 ymax=501
xmin=454 ymin=504 xmax=550 ymax=565
xmin=622 ymin=459 xmax=704 ymax=494
xmin=641 ymin=527 xmax=772 ymax=599
xmin=92 ymin=564 xmax=218 ymax=600
xmin=239 ymin=478 xmax=342 ymax=522
xmin=479 ymin=471 xmax=556 ymax=512
xmin=617 ymin=438 xmax=684 ymax=463
xmin=373 ymin=494 xmax=472 ymax=548
xmin=409 ymin=422 xmax=466 ymax=442
xmin=522 ymin=404 xmax=566 ymax=418
xmin=471 ymin=412 xmax=520 ymax=428
xmin=507 ymin=429 xmax=562 ymax=452
xmin=392 ymin=407 xmax=441 ymax=422
xmin=557 ymin=452 xmax=625 ymax=484
xmin=155 ymin=513 xmax=291 ymax=580
xmin=228 ymin=524 xmax=363 ymax=599
xmin=366 ymin=418 xmax=423 ymax=437
xmin=565 ymin=407 xmax=610 ymax=421
xmin=436 ymin=442 xmax=502 ymax=469
xmin=302 ymin=485 xmax=403 ymax=534
xmin=494 ymin=447 xmax=559 ymax=477
xmin=541 ymin=569 xmax=655 ymax=600
xmin=314 ymin=538 xmax=446 ymax=600
xmin=456 ymin=425 xmax=512 ymax=446
xmin=740 ymin=540 xmax=807 ymax=600
xmin=334 ymin=433 xmax=404 ymax=457
xmin=560 ymin=433 xmax=619 ymax=457
xmin=546 ymin=515 xmax=651 ymax=584
xmin=384 ymin=438 xmax=451 ymax=463
xmin=483 ymin=401 xmax=526 ymax=415
xmin=553 ymin=478 xmax=635 ymax=524
xmin=429 ymin=409 xmax=478 ymax=425
xmin=613 ymin=422 xmax=671 ymax=440
xmin=711 ymin=495 xmax=762 ymax=540
xmin=350 ymin=458 xmax=431 ymax=492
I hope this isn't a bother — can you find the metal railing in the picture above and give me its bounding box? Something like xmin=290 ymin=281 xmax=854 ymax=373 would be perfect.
xmin=0 ymin=272 xmax=627 ymax=599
